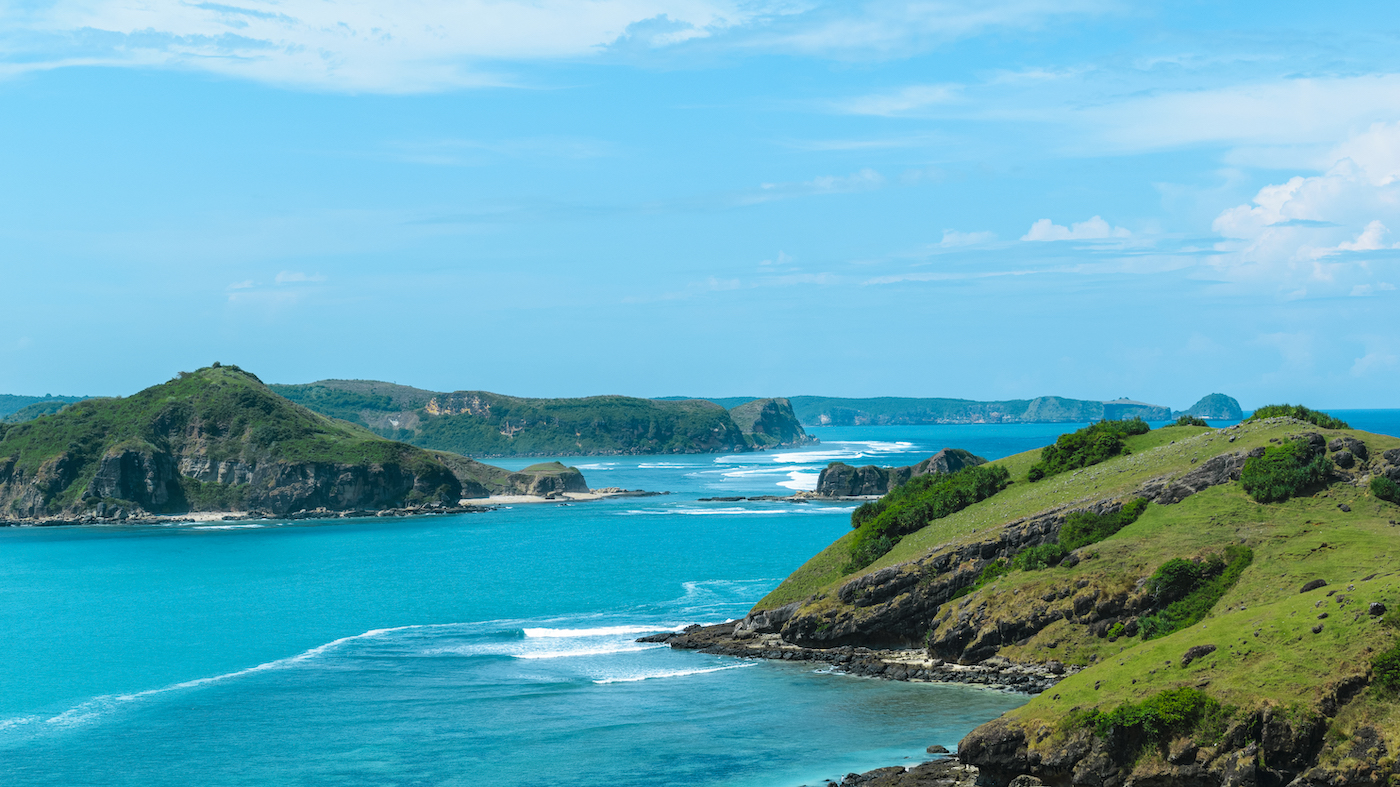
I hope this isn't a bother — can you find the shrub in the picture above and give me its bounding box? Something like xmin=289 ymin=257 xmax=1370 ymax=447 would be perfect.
xmin=1373 ymin=645 xmax=1400 ymax=693
xmin=1239 ymin=441 xmax=1333 ymax=503
xmin=1028 ymin=419 xmax=1150 ymax=482
xmin=1138 ymin=545 xmax=1253 ymax=640
xmin=1012 ymin=543 xmax=1068 ymax=571
xmin=1245 ymin=404 xmax=1349 ymax=430
xmin=1059 ymin=498 xmax=1150 ymax=551
xmin=951 ymin=558 xmax=1010 ymax=600
xmin=1175 ymin=415 xmax=1209 ymax=427
xmin=1074 ymin=688 xmax=1229 ymax=750
xmin=844 ymin=464 xmax=1011 ymax=572
xmin=1373 ymin=476 xmax=1400 ymax=505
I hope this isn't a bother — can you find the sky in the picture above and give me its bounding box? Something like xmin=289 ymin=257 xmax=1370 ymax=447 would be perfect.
xmin=2 ymin=1 xmax=1399 ymax=409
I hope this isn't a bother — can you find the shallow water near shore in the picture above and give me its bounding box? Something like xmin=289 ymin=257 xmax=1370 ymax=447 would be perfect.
xmin=5 ymin=415 xmax=1395 ymax=786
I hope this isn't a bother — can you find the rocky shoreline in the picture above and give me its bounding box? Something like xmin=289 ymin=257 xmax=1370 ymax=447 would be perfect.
xmin=641 ymin=622 xmax=1073 ymax=694
xmin=807 ymin=757 xmax=983 ymax=787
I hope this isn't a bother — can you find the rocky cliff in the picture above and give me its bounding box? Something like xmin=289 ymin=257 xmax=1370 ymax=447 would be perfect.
xmin=272 ymin=380 xmax=815 ymax=457
xmin=814 ymin=448 xmax=986 ymax=497
xmin=1176 ymin=392 xmax=1245 ymax=420
xmin=669 ymin=417 xmax=1400 ymax=786
xmin=430 ymin=453 xmax=589 ymax=498
xmin=727 ymin=397 xmax=816 ymax=448
xmin=0 ymin=365 xmax=573 ymax=521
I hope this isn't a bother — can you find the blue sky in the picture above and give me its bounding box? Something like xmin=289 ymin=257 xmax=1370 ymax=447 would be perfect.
xmin=2 ymin=1 xmax=1399 ymax=409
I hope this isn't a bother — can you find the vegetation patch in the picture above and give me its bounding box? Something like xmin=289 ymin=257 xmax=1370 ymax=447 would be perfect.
xmin=1239 ymin=441 xmax=1332 ymax=504
xmin=1245 ymin=404 xmax=1349 ymax=430
xmin=1175 ymin=415 xmax=1209 ymax=427
xmin=1372 ymin=476 xmax=1400 ymax=506
xmin=1060 ymin=499 xmax=1150 ymax=551
xmin=1069 ymin=687 xmax=1233 ymax=750
xmin=845 ymin=464 xmax=1011 ymax=573
xmin=1138 ymin=545 xmax=1254 ymax=640
xmin=1027 ymin=419 xmax=1151 ymax=482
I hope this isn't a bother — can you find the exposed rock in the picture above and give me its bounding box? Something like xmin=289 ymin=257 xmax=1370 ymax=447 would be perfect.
xmin=814 ymin=449 xmax=987 ymax=497
xmin=1370 ymin=602 xmax=1387 ymax=616
xmin=1181 ymin=643 xmax=1217 ymax=666
xmin=728 ymin=398 xmax=816 ymax=449
xmin=1300 ymin=579 xmax=1328 ymax=593
xmin=1328 ymin=436 xmax=1369 ymax=461
xmin=1333 ymin=450 xmax=1355 ymax=469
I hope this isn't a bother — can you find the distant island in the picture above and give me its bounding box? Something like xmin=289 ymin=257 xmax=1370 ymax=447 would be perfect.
xmin=0 ymin=365 xmax=591 ymax=524
xmin=666 ymin=393 xmax=1243 ymax=426
xmin=270 ymin=380 xmax=816 ymax=458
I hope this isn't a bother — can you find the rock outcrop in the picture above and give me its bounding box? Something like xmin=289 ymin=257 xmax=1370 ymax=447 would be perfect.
xmin=1175 ymin=393 xmax=1244 ymax=421
xmin=727 ymin=398 xmax=815 ymax=448
xmin=814 ymin=449 xmax=987 ymax=497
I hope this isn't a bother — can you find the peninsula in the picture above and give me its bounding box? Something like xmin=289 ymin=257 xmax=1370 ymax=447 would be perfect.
xmin=271 ymin=379 xmax=815 ymax=457
xmin=0 ymin=365 xmax=592 ymax=524
xmin=656 ymin=407 xmax=1400 ymax=785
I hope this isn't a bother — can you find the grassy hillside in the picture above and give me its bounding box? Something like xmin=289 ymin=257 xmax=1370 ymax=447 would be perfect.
xmin=273 ymin=381 xmax=812 ymax=457
xmin=0 ymin=394 xmax=89 ymax=419
xmin=749 ymin=414 xmax=1400 ymax=784
xmin=0 ymin=365 xmax=466 ymax=518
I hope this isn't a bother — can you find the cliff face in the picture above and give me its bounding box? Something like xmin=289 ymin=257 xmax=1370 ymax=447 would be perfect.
xmin=789 ymin=395 xmax=1195 ymax=426
xmin=273 ymin=381 xmax=815 ymax=457
xmin=723 ymin=419 xmax=1400 ymax=787
xmin=0 ymin=365 xmax=515 ymax=521
xmin=727 ymin=398 xmax=816 ymax=448
xmin=430 ymin=453 xmax=589 ymax=498
xmin=813 ymin=448 xmax=986 ymax=497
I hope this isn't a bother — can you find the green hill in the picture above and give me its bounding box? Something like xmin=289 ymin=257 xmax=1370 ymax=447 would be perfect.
xmin=785 ymin=395 xmax=1176 ymax=425
xmin=0 ymin=365 xmax=585 ymax=521
xmin=271 ymin=381 xmax=814 ymax=457
xmin=0 ymin=394 xmax=90 ymax=420
xmin=688 ymin=412 xmax=1400 ymax=785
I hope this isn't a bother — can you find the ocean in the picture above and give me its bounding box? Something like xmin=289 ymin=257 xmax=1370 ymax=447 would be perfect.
xmin=3 ymin=413 xmax=1395 ymax=786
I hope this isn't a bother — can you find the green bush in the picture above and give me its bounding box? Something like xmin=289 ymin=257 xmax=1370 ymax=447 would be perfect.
xmin=951 ymin=558 xmax=1011 ymax=600
xmin=1059 ymin=498 xmax=1150 ymax=551
xmin=1012 ymin=543 xmax=1068 ymax=571
xmin=1078 ymin=688 xmax=1230 ymax=748
xmin=1372 ymin=645 xmax=1400 ymax=693
xmin=844 ymin=464 xmax=1011 ymax=572
xmin=1373 ymin=476 xmax=1400 ymax=505
xmin=1138 ymin=545 xmax=1253 ymax=640
xmin=1239 ymin=441 xmax=1333 ymax=503
xmin=1175 ymin=415 xmax=1209 ymax=427
xmin=1028 ymin=419 xmax=1150 ymax=482
xmin=1245 ymin=404 xmax=1349 ymax=430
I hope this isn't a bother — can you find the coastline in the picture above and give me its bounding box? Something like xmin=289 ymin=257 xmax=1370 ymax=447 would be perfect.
xmin=0 ymin=488 xmax=669 ymax=527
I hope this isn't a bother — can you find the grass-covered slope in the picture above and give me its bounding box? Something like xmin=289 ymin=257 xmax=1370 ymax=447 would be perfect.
xmin=273 ymin=380 xmax=813 ymax=457
xmin=0 ymin=365 xmax=469 ymax=519
xmin=750 ymin=415 xmax=1400 ymax=785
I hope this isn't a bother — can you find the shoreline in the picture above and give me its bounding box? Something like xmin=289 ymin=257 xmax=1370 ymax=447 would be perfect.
xmin=0 ymin=488 xmax=669 ymax=527
xmin=645 ymin=621 xmax=1071 ymax=694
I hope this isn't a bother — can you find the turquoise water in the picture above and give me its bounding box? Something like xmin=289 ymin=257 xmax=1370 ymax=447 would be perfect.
xmin=5 ymin=415 xmax=1395 ymax=786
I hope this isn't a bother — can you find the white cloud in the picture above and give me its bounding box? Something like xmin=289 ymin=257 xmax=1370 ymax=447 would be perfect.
xmin=939 ymin=229 xmax=996 ymax=247
xmin=275 ymin=271 xmax=326 ymax=283
xmin=0 ymin=0 xmax=1110 ymax=92
xmin=227 ymin=280 xmax=255 ymax=290
xmin=1205 ymin=123 xmax=1400 ymax=294
xmin=1 ymin=1 xmax=761 ymax=92
xmin=759 ymin=251 xmax=795 ymax=266
xmin=1021 ymin=216 xmax=1130 ymax=241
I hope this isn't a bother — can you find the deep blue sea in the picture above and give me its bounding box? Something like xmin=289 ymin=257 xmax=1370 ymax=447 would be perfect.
xmin=3 ymin=413 xmax=1395 ymax=786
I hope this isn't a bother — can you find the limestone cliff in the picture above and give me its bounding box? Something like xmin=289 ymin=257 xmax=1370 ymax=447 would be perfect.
xmin=727 ymin=398 xmax=816 ymax=448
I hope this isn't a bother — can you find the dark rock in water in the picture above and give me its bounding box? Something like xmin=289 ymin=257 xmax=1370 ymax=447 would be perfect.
xmin=926 ymin=745 xmax=949 ymax=754
xmin=829 ymin=758 xmax=978 ymax=787
xmin=814 ymin=449 xmax=986 ymax=497
xmin=636 ymin=631 xmax=677 ymax=643
xmin=1300 ymin=579 xmax=1328 ymax=593
xmin=1181 ymin=644 xmax=1216 ymax=666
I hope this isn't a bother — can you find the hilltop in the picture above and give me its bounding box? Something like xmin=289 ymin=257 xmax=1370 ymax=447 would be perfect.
xmin=0 ymin=365 xmax=587 ymax=522
xmin=271 ymin=380 xmax=814 ymax=457
xmin=660 ymin=411 xmax=1400 ymax=786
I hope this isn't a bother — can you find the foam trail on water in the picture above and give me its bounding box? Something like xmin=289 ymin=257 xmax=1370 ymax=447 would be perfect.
xmin=34 ymin=625 xmax=421 ymax=731
xmin=515 ymin=644 xmax=663 ymax=660
xmin=593 ymin=663 xmax=754 ymax=684
xmin=523 ymin=626 xmax=663 ymax=639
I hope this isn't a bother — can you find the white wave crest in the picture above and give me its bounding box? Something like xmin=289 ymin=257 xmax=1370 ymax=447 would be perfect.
xmin=522 ymin=625 xmax=663 ymax=639
xmin=593 ymin=663 xmax=754 ymax=684
xmin=514 ymin=644 xmax=662 ymax=660
xmin=778 ymin=470 xmax=821 ymax=491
